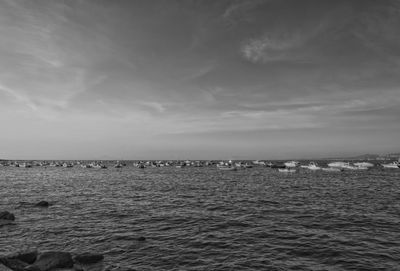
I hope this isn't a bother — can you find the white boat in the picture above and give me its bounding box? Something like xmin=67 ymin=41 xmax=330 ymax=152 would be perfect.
xmin=353 ymin=162 xmax=374 ymax=168
xmin=342 ymin=164 xmax=369 ymax=170
xmin=381 ymin=161 xmax=399 ymax=169
xmin=252 ymin=160 xmax=266 ymax=166
xmin=284 ymin=161 xmax=299 ymax=168
xmin=321 ymin=167 xmax=342 ymax=172
xmin=327 ymin=161 xmax=349 ymax=168
xmin=19 ymin=162 xmax=32 ymax=168
xmin=300 ymin=162 xmax=321 ymax=170
xmin=278 ymin=168 xmax=296 ymax=173
xmin=217 ymin=165 xmax=237 ymax=171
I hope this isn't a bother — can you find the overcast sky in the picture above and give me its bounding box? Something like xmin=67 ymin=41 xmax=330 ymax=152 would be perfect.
xmin=0 ymin=0 xmax=399 ymax=160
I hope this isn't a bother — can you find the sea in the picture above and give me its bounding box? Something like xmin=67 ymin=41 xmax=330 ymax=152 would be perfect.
xmin=1 ymin=162 xmax=400 ymax=270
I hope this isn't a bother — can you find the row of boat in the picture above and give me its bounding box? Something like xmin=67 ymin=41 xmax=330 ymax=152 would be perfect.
xmin=275 ymin=160 xmax=400 ymax=173
xmin=1 ymin=159 xmax=399 ymax=170
xmin=217 ymin=159 xmax=400 ymax=172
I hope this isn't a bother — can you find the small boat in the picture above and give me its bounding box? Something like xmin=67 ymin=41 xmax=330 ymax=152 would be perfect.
xmin=327 ymin=161 xmax=349 ymax=168
xmin=353 ymin=162 xmax=374 ymax=168
xmin=321 ymin=167 xmax=343 ymax=172
xmin=19 ymin=163 xmax=32 ymax=168
xmin=381 ymin=161 xmax=399 ymax=169
xmin=278 ymin=168 xmax=296 ymax=173
xmin=217 ymin=164 xmax=237 ymax=171
xmin=300 ymin=162 xmax=321 ymax=170
xmin=284 ymin=161 xmax=299 ymax=168
xmin=342 ymin=164 xmax=369 ymax=170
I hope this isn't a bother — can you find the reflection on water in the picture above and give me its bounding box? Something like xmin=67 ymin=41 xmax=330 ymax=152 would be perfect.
xmin=1 ymin=165 xmax=400 ymax=270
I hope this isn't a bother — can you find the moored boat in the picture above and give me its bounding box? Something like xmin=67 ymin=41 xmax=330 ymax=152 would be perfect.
xmin=321 ymin=167 xmax=343 ymax=172
xmin=278 ymin=168 xmax=296 ymax=173
xmin=300 ymin=162 xmax=321 ymax=170
xmin=353 ymin=162 xmax=374 ymax=168
xmin=381 ymin=161 xmax=399 ymax=169
xmin=284 ymin=161 xmax=299 ymax=168
xmin=327 ymin=161 xmax=349 ymax=168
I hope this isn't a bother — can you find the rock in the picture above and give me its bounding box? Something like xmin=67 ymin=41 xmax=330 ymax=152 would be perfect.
xmin=137 ymin=236 xmax=146 ymax=242
xmin=27 ymin=252 xmax=73 ymax=271
xmin=34 ymin=201 xmax=50 ymax=208
xmin=0 ymin=211 xmax=15 ymax=221
xmin=0 ymin=258 xmax=29 ymax=271
xmin=73 ymin=253 xmax=104 ymax=265
xmin=0 ymin=263 xmax=13 ymax=271
xmin=7 ymin=250 xmax=38 ymax=265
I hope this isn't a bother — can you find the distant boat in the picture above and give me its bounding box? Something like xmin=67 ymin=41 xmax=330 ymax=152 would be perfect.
xmin=300 ymin=162 xmax=321 ymax=170
xmin=381 ymin=161 xmax=399 ymax=169
xmin=284 ymin=161 xmax=299 ymax=168
xmin=252 ymin=160 xmax=266 ymax=166
xmin=217 ymin=164 xmax=237 ymax=171
xmin=321 ymin=167 xmax=343 ymax=172
xmin=353 ymin=162 xmax=374 ymax=168
xmin=327 ymin=161 xmax=349 ymax=168
xmin=278 ymin=168 xmax=296 ymax=173
xmin=19 ymin=162 xmax=32 ymax=168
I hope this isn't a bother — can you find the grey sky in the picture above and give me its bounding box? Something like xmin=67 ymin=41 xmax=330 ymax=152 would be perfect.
xmin=0 ymin=0 xmax=399 ymax=159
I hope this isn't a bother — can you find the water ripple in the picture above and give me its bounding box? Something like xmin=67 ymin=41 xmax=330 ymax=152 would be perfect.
xmin=1 ymin=165 xmax=400 ymax=270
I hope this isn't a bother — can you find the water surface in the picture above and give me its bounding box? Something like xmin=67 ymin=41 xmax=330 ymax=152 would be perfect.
xmin=1 ymin=164 xmax=400 ymax=270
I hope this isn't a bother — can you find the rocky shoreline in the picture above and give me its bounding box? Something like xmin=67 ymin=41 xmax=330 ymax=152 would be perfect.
xmin=0 ymin=250 xmax=104 ymax=271
xmin=1 ymin=206 xmax=105 ymax=271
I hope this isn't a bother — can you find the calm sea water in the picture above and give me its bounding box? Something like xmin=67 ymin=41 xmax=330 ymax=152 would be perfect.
xmin=1 ymin=163 xmax=400 ymax=270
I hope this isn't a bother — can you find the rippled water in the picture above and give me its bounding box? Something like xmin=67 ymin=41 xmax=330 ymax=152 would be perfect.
xmin=1 ymin=164 xmax=400 ymax=270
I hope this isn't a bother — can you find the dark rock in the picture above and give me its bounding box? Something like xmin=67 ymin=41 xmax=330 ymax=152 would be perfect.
xmin=7 ymin=250 xmax=38 ymax=265
xmin=137 ymin=236 xmax=146 ymax=242
xmin=0 ymin=263 xmax=13 ymax=271
xmin=27 ymin=251 xmax=73 ymax=271
xmin=73 ymin=253 xmax=104 ymax=264
xmin=0 ymin=258 xmax=28 ymax=271
xmin=34 ymin=201 xmax=50 ymax=208
xmin=0 ymin=211 xmax=15 ymax=221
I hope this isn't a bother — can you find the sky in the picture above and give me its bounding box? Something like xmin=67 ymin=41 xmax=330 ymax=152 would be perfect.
xmin=0 ymin=0 xmax=399 ymax=160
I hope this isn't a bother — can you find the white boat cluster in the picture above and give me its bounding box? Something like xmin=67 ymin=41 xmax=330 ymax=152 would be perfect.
xmin=0 ymin=159 xmax=399 ymax=172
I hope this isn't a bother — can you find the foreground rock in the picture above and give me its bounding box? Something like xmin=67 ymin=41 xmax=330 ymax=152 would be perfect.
xmin=6 ymin=250 xmax=38 ymax=265
xmin=0 ymin=258 xmax=29 ymax=271
xmin=0 ymin=211 xmax=15 ymax=221
xmin=1 ymin=250 xmax=105 ymax=271
xmin=27 ymin=252 xmax=73 ymax=271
